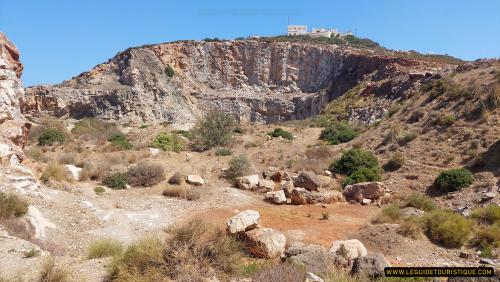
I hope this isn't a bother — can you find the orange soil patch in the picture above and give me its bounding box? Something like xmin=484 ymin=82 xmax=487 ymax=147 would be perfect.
xmin=191 ymin=202 xmax=378 ymax=247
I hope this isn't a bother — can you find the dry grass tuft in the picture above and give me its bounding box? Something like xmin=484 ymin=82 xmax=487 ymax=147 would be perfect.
xmin=38 ymin=256 xmax=70 ymax=282
xmin=162 ymin=186 xmax=200 ymax=201
xmin=87 ymin=238 xmax=124 ymax=259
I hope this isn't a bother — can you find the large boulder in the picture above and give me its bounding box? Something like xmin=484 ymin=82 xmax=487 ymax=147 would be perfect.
xmin=285 ymin=243 xmax=335 ymax=275
xmin=186 ymin=174 xmax=204 ymax=185
xmin=243 ymin=227 xmax=286 ymax=258
xmin=293 ymin=171 xmax=321 ymax=191
xmin=259 ymin=179 xmax=275 ymax=192
xmin=265 ymin=190 xmax=286 ymax=205
xmin=312 ymin=191 xmax=344 ymax=204
xmin=343 ymin=182 xmax=386 ymax=202
xmin=290 ymin=187 xmax=315 ymax=205
xmin=351 ymin=253 xmax=390 ymax=279
xmin=235 ymin=175 xmax=259 ymax=190
xmin=227 ymin=210 xmax=260 ymax=234
xmin=330 ymin=239 xmax=367 ymax=261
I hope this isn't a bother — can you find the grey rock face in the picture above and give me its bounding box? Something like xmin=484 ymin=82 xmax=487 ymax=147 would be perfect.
xmin=23 ymin=41 xmax=439 ymax=127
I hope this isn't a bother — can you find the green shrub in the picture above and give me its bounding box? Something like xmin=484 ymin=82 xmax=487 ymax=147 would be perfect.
xmin=398 ymin=132 xmax=417 ymax=146
xmin=233 ymin=126 xmax=245 ymax=134
xmin=0 ymin=192 xmax=29 ymax=219
xmin=127 ymin=163 xmax=165 ymax=187
xmin=215 ymin=147 xmax=232 ymax=156
xmin=372 ymin=204 xmax=402 ymax=224
xmin=108 ymin=134 xmax=133 ymax=150
xmin=404 ymin=193 xmax=436 ymax=212
xmin=434 ymin=168 xmax=474 ymax=193
xmin=342 ymin=167 xmax=381 ymax=187
xmin=94 ymin=186 xmax=105 ymax=194
xmin=226 ymin=155 xmax=251 ymax=179
xmin=172 ymin=130 xmax=192 ymax=139
xmin=472 ymin=224 xmax=500 ymax=251
xmin=191 ymin=111 xmax=235 ymax=151
xmin=268 ymin=128 xmax=294 ymax=140
xmin=87 ymin=238 xmax=124 ymax=259
xmin=319 ymin=121 xmax=357 ymax=145
xmin=437 ymin=114 xmax=456 ymax=126
xmin=103 ymin=172 xmax=127 ymax=190
xmin=139 ymin=124 xmax=148 ymax=129
xmin=38 ymin=128 xmax=65 ymax=146
xmin=471 ymin=205 xmax=500 ymax=225
xmin=383 ymin=152 xmax=405 ymax=172
xmin=422 ymin=210 xmax=472 ymax=248
xmin=331 ymin=148 xmax=380 ymax=176
xmin=150 ymin=133 xmax=184 ymax=152
xmin=165 ymin=64 xmax=175 ymax=78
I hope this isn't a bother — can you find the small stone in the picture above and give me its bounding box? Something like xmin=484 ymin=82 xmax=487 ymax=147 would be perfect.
xmin=305 ymin=272 xmax=324 ymax=282
xmin=361 ymin=198 xmax=372 ymax=205
xmin=227 ymin=210 xmax=260 ymax=234
xmin=479 ymin=258 xmax=494 ymax=265
xmin=149 ymin=148 xmax=160 ymax=155
xmin=186 ymin=175 xmax=204 ymax=185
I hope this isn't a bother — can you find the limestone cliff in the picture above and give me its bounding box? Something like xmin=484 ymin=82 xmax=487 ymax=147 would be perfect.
xmin=23 ymin=40 xmax=449 ymax=127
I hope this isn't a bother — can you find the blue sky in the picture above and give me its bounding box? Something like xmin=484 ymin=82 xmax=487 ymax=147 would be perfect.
xmin=1 ymin=0 xmax=499 ymax=86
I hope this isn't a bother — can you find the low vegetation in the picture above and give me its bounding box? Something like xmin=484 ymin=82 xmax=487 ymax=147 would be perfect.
xmin=383 ymin=152 xmax=405 ymax=172
xmin=108 ymin=133 xmax=133 ymax=150
xmin=102 ymin=172 xmax=128 ymax=190
xmin=165 ymin=64 xmax=175 ymax=78
xmin=127 ymin=162 xmax=165 ymax=187
xmin=434 ymin=168 xmax=474 ymax=193
xmin=38 ymin=256 xmax=70 ymax=282
xmin=38 ymin=128 xmax=65 ymax=146
xmin=162 ymin=186 xmax=200 ymax=201
xmin=404 ymin=193 xmax=436 ymax=212
xmin=372 ymin=204 xmax=402 ymax=224
xmin=94 ymin=186 xmax=105 ymax=194
xmin=421 ymin=210 xmax=472 ymax=248
xmin=319 ymin=121 xmax=358 ymax=145
xmin=109 ymin=219 xmax=244 ymax=281
xmin=150 ymin=132 xmax=184 ymax=152
xmin=40 ymin=163 xmax=70 ymax=184
xmin=215 ymin=147 xmax=232 ymax=156
xmin=226 ymin=155 xmax=251 ymax=179
xmin=191 ymin=111 xmax=235 ymax=151
xmin=330 ymin=148 xmax=381 ymax=186
xmin=72 ymin=118 xmax=120 ymax=141
xmin=87 ymin=238 xmax=123 ymax=259
xmin=252 ymin=262 xmax=305 ymax=282
xmin=268 ymin=128 xmax=294 ymax=140
xmin=0 ymin=192 xmax=29 ymax=219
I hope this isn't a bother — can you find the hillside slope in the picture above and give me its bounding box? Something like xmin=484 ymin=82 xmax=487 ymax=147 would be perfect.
xmin=22 ymin=39 xmax=453 ymax=128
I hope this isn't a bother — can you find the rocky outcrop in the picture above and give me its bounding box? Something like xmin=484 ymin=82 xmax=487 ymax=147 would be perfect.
xmin=23 ymin=40 xmax=444 ymax=127
xmin=243 ymin=227 xmax=287 ymax=258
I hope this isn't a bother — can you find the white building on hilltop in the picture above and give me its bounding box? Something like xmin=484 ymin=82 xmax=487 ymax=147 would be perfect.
xmin=287 ymin=25 xmax=308 ymax=36
xmin=287 ymin=25 xmax=350 ymax=38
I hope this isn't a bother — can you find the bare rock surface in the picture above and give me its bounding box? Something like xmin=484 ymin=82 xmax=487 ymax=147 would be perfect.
xmin=227 ymin=210 xmax=261 ymax=234
xmin=243 ymin=227 xmax=287 ymax=258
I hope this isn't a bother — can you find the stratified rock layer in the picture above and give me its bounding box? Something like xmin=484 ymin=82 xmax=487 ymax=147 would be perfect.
xmin=23 ymin=40 xmax=444 ymax=127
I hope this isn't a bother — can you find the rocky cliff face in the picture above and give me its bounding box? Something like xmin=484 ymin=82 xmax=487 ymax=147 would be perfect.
xmin=24 ymin=40 xmax=446 ymax=127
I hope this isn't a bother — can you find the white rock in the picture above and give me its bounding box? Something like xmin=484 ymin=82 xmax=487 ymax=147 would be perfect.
xmin=149 ymin=148 xmax=160 ymax=155
xmin=361 ymin=198 xmax=372 ymax=205
xmin=235 ymin=174 xmax=259 ymax=190
xmin=65 ymin=164 xmax=82 ymax=181
xmin=323 ymin=170 xmax=332 ymax=177
xmin=259 ymin=179 xmax=275 ymax=191
xmin=305 ymin=272 xmax=325 ymax=282
xmin=186 ymin=174 xmax=204 ymax=185
xmin=26 ymin=206 xmax=56 ymax=238
xmin=265 ymin=190 xmax=286 ymax=205
xmin=330 ymin=239 xmax=367 ymax=261
xmin=227 ymin=210 xmax=260 ymax=234
xmin=244 ymin=227 xmax=287 ymax=258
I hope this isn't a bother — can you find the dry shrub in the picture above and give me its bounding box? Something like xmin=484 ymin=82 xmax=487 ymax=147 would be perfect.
xmin=0 ymin=218 xmax=34 ymax=240
xmin=162 ymin=186 xmax=200 ymax=201
xmin=38 ymin=256 xmax=70 ymax=282
xmin=127 ymin=162 xmax=165 ymax=187
xmin=25 ymin=147 xmax=50 ymax=163
xmin=305 ymin=145 xmax=334 ymax=159
xmin=109 ymin=219 xmax=244 ymax=281
xmin=71 ymin=118 xmax=121 ymax=142
xmin=252 ymin=262 xmax=306 ymax=282
xmin=397 ymin=220 xmax=422 ymax=239
xmin=40 ymin=163 xmax=71 ymax=184
xmin=0 ymin=192 xmax=29 ymax=219
xmin=57 ymin=153 xmax=76 ymax=165
xmin=80 ymin=161 xmax=110 ymax=181
xmin=167 ymin=172 xmax=184 ymax=185
xmin=87 ymin=238 xmax=123 ymax=259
